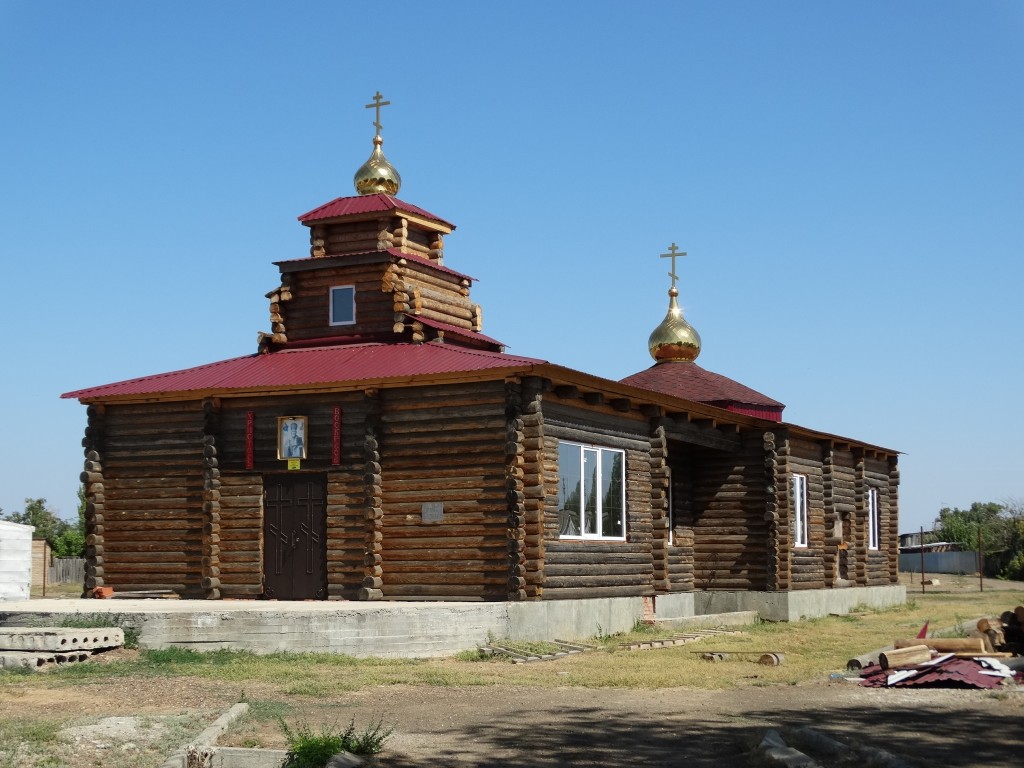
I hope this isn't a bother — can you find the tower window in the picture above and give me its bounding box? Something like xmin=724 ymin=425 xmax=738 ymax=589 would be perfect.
xmin=329 ymin=286 xmax=356 ymax=326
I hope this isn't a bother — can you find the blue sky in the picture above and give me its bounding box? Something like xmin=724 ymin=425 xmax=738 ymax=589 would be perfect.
xmin=1 ymin=1 xmax=1021 ymax=533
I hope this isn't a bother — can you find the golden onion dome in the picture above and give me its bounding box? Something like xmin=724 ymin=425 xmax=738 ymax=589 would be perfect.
xmin=648 ymin=286 xmax=702 ymax=362
xmin=353 ymin=135 xmax=401 ymax=196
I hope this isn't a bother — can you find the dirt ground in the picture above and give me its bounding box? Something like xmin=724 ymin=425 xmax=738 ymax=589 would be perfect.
xmin=3 ymin=575 xmax=1023 ymax=767
xmin=3 ymin=667 xmax=1023 ymax=767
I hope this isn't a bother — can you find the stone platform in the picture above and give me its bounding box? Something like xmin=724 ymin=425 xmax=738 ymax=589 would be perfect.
xmin=0 ymin=585 xmax=905 ymax=658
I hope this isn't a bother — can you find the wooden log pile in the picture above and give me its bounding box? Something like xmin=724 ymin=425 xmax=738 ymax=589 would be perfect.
xmin=976 ymin=608 xmax=1024 ymax=655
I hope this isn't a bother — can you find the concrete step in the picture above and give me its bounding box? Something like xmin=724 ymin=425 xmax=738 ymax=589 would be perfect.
xmin=652 ymin=610 xmax=758 ymax=630
xmin=0 ymin=626 xmax=125 ymax=652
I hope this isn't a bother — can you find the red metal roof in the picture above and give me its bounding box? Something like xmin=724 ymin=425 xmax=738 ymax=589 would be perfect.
xmin=275 ymin=247 xmax=475 ymax=283
xmin=297 ymin=193 xmax=454 ymax=229
xmin=62 ymin=343 xmax=543 ymax=401
xmin=620 ymin=362 xmax=784 ymax=421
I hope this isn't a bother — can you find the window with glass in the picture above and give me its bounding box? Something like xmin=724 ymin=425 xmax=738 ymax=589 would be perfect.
xmin=557 ymin=441 xmax=625 ymax=539
xmin=867 ymin=487 xmax=880 ymax=550
xmin=329 ymin=285 xmax=356 ymax=326
xmin=792 ymin=473 xmax=808 ymax=548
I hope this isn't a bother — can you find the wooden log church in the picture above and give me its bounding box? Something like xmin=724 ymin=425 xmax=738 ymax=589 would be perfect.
xmin=63 ymin=94 xmax=900 ymax=607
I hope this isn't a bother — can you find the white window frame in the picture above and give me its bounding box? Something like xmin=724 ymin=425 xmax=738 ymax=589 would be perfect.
xmin=666 ymin=465 xmax=673 ymax=546
xmin=329 ymin=285 xmax=356 ymax=326
xmin=557 ymin=440 xmax=626 ymax=541
xmin=792 ymin=473 xmax=808 ymax=548
xmin=867 ymin=487 xmax=880 ymax=550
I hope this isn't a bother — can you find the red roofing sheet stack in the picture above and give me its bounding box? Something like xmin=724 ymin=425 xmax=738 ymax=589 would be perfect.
xmin=858 ymin=656 xmax=1019 ymax=689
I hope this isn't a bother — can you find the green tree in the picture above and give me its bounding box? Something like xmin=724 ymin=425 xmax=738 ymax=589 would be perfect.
xmin=933 ymin=500 xmax=1024 ymax=579
xmin=933 ymin=502 xmax=1008 ymax=554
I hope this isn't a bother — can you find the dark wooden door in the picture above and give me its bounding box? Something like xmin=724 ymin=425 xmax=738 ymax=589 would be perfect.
xmin=263 ymin=474 xmax=327 ymax=600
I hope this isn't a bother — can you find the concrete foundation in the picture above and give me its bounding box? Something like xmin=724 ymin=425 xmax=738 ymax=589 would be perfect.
xmin=0 ymin=585 xmax=904 ymax=658
xmin=687 ymin=585 xmax=907 ymax=622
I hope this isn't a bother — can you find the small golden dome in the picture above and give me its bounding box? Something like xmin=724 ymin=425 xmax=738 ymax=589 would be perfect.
xmin=648 ymin=287 xmax=702 ymax=362
xmin=354 ymin=135 xmax=401 ymax=196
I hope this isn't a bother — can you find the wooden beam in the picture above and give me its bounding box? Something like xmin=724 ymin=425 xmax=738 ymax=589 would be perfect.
xmin=664 ymin=417 xmax=743 ymax=452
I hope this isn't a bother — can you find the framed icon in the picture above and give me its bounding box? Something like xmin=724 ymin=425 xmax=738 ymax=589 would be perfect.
xmin=277 ymin=416 xmax=308 ymax=460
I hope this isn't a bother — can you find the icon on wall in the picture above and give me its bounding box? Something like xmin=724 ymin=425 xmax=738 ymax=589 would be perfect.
xmin=277 ymin=416 xmax=308 ymax=460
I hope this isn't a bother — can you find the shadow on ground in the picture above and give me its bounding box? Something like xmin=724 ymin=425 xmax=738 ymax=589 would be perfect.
xmin=381 ymin=694 xmax=1021 ymax=767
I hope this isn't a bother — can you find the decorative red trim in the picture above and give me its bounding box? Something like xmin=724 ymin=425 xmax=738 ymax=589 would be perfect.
xmin=332 ymin=406 xmax=342 ymax=465
xmin=245 ymin=411 xmax=255 ymax=469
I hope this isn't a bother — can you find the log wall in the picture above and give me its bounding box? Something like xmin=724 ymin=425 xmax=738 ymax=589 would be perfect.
xmin=279 ymin=262 xmax=395 ymax=343
xmin=540 ymin=401 xmax=655 ymax=599
xmin=678 ymin=434 xmax=770 ymax=591
xmin=782 ymin=437 xmax=827 ymax=590
xmin=864 ymin=455 xmax=897 ymax=586
xmin=518 ymin=378 xmax=547 ymax=598
xmin=98 ymin=402 xmax=206 ymax=596
xmin=377 ymin=381 xmax=509 ymax=600
xmin=218 ymin=472 xmax=262 ymax=596
xmin=773 ymin=435 xmax=900 ymax=591
xmin=383 ymin=259 xmax=481 ymax=335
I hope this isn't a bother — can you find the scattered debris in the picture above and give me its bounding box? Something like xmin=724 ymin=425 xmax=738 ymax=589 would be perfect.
xmin=91 ymin=586 xmax=178 ymax=599
xmin=692 ymin=650 xmax=784 ymax=665
xmin=481 ymin=639 xmax=595 ymax=663
xmin=480 ymin=627 xmax=745 ymax=663
xmin=617 ymin=627 xmax=743 ymax=652
xmin=850 ymin=604 xmax=1023 ymax=689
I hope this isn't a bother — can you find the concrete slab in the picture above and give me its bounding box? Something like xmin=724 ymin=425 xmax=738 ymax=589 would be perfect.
xmin=0 ymin=649 xmax=91 ymax=669
xmin=0 ymin=626 xmax=124 ymax=651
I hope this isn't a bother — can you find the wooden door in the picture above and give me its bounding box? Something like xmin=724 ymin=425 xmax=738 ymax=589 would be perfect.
xmin=263 ymin=474 xmax=327 ymax=600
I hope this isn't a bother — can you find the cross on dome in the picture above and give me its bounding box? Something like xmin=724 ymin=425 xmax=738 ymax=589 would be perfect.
xmin=365 ymin=90 xmax=391 ymax=137
xmin=354 ymin=91 xmax=401 ymax=196
xmin=660 ymin=242 xmax=687 ymax=290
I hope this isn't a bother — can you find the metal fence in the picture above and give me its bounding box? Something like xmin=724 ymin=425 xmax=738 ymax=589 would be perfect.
xmin=899 ymin=550 xmax=979 ymax=575
xmin=48 ymin=557 xmax=85 ymax=584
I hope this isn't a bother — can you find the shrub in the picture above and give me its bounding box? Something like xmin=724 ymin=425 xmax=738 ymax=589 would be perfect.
xmin=279 ymin=716 xmax=392 ymax=767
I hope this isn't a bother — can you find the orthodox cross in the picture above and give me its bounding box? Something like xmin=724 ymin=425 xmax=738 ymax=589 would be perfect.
xmin=365 ymin=91 xmax=391 ymax=137
xmin=660 ymin=243 xmax=687 ymax=289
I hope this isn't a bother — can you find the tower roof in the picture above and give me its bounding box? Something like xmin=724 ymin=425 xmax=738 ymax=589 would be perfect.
xmin=621 ymin=362 xmax=784 ymax=421
xmin=297 ymin=193 xmax=454 ymax=230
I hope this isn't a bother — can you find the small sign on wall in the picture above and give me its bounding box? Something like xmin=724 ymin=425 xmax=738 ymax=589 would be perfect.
xmin=421 ymin=502 xmax=444 ymax=523
xmin=287 ymin=459 xmax=301 ymax=471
